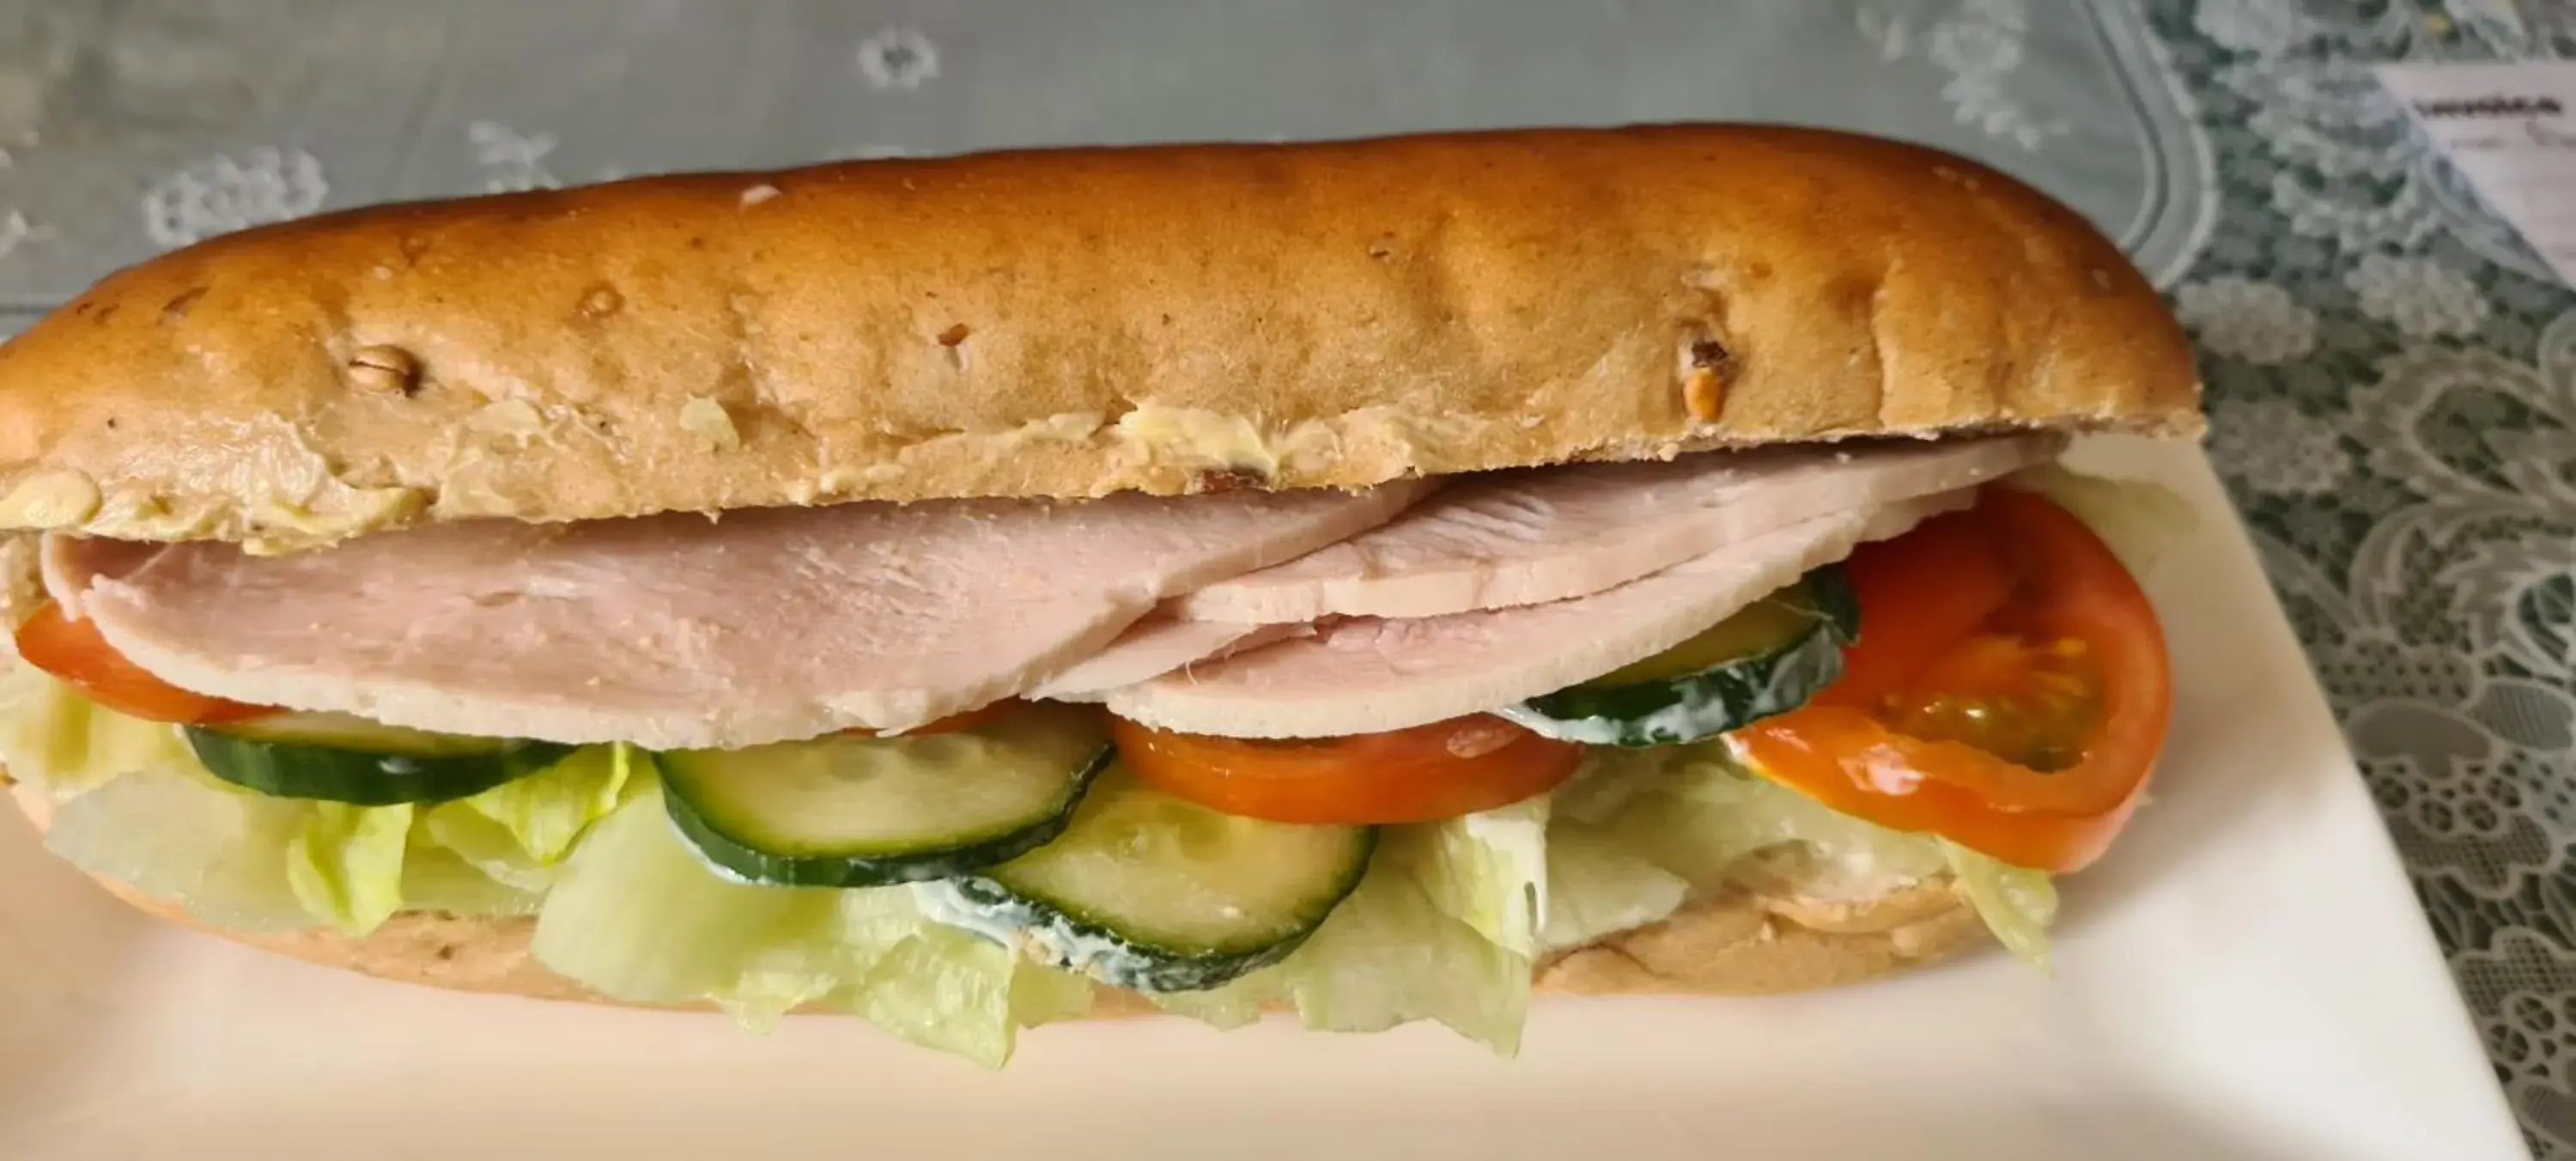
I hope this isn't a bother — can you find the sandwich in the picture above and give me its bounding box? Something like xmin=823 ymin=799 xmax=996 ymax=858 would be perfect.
xmin=0 ymin=124 xmax=2204 ymax=1063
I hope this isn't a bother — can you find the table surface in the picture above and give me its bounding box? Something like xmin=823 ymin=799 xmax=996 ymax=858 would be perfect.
xmin=0 ymin=1 xmax=2570 ymax=1155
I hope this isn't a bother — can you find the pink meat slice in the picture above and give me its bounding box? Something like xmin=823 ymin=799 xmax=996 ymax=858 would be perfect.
xmin=1027 ymin=618 xmax=1309 ymax=701
xmin=1102 ymin=492 xmax=1969 ymax=739
xmin=44 ymin=482 xmax=1426 ymax=749
xmin=1173 ymin=433 xmax=2056 ymax=623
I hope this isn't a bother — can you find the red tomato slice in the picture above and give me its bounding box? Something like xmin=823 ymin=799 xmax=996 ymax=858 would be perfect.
xmin=1734 ymin=487 xmax=2171 ymax=872
xmin=1820 ymin=508 xmax=2020 ymax=711
xmin=1110 ymin=714 xmax=1585 ymax=825
xmin=13 ymin=601 xmax=273 ymax=725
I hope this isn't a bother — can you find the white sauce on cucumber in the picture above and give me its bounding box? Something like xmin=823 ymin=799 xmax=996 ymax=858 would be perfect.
xmin=665 ymin=810 xmax=769 ymax=887
xmin=908 ymin=880 xmax=1022 ymax=945
xmin=908 ymin=879 xmax=1152 ymax=988
xmin=1494 ymin=698 xmax=1741 ymax=747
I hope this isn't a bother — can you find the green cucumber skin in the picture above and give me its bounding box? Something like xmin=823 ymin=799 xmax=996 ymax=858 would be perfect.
xmin=183 ymin=726 xmax=573 ymax=805
xmin=1506 ymin=566 xmax=1862 ymax=748
xmin=1807 ymin=564 xmax=1863 ymax=642
xmin=662 ymin=746 xmax=1115 ymax=888
xmin=1506 ymin=628 xmax=1842 ymax=746
xmin=950 ymin=828 xmax=1377 ymax=993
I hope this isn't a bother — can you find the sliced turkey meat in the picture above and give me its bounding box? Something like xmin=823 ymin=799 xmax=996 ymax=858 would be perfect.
xmin=37 ymin=534 xmax=152 ymax=622
xmin=1101 ymin=491 xmax=1971 ymax=739
xmin=1028 ymin=618 xmax=1307 ymax=701
xmin=1173 ymin=432 xmax=2056 ymax=623
xmin=43 ymin=481 xmax=1427 ymax=750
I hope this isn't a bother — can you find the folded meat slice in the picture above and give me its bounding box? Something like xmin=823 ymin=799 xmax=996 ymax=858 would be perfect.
xmin=1027 ymin=618 xmax=1307 ymax=701
xmin=1102 ymin=492 xmax=1970 ymax=739
xmin=1173 ymin=433 xmax=2055 ymax=623
xmin=46 ymin=482 xmax=1427 ymax=750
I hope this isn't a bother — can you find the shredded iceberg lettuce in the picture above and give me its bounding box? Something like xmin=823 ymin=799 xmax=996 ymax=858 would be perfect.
xmin=1562 ymin=745 xmax=1951 ymax=891
xmin=1396 ymin=794 xmax=1550 ymax=959
xmin=530 ymin=785 xmax=1092 ymax=1065
xmin=1151 ymin=827 xmax=1533 ymax=1054
xmin=422 ymin=744 xmax=637 ymax=891
xmin=9 ymin=670 xmax=605 ymax=932
xmin=1941 ymin=839 xmax=2060 ymax=971
xmin=1538 ymin=820 xmax=1689 ymax=953
xmin=1566 ymin=744 xmax=2058 ymax=970
xmin=401 ymin=842 xmax=547 ymax=918
xmin=830 ymin=893 xmax=1097 ymax=1061
xmin=285 ymin=801 xmax=414 ymax=934
xmin=530 ymin=786 xmax=846 ymax=1024
xmin=43 ymin=763 xmax=315 ymax=931
xmin=0 ymin=660 xmax=197 ymax=800
xmin=1266 ymin=840 xmax=1534 ymax=1054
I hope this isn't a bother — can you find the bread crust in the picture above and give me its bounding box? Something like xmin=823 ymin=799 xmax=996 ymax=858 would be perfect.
xmin=0 ymin=125 xmax=2199 ymax=550
xmin=9 ymin=782 xmax=1984 ymax=1014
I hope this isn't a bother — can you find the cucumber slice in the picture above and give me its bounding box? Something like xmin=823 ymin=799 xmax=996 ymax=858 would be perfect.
xmin=933 ymin=764 xmax=1376 ymax=992
xmin=1499 ymin=567 xmax=1861 ymax=747
xmin=659 ymin=702 xmax=1113 ymax=888
xmin=185 ymin=712 xmax=574 ymax=805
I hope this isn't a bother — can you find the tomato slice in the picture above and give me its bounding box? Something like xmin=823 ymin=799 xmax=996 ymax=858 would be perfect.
xmin=1733 ymin=487 xmax=2171 ymax=872
xmin=1111 ymin=714 xmax=1584 ymax=825
xmin=1820 ymin=509 xmax=2020 ymax=711
xmin=12 ymin=601 xmax=273 ymax=725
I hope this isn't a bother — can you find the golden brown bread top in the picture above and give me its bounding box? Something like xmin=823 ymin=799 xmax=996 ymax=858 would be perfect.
xmin=0 ymin=124 xmax=2200 ymax=550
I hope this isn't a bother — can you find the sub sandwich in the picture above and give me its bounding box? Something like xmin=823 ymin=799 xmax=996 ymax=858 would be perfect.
xmin=0 ymin=125 xmax=2203 ymax=1062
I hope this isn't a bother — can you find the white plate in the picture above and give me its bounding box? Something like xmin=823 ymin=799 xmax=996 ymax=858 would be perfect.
xmin=0 ymin=438 xmax=2527 ymax=1161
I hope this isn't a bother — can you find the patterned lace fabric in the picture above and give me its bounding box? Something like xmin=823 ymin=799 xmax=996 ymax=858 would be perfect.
xmin=2155 ymin=2 xmax=2575 ymax=1155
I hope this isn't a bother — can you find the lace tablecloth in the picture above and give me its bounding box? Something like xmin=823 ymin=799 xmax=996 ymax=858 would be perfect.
xmin=0 ymin=1 xmax=2569 ymax=1153
xmin=2161 ymin=6 xmax=2575 ymax=1156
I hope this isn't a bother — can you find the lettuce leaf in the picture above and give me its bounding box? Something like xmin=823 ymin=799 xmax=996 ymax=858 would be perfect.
xmin=1279 ymin=836 xmax=1533 ymax=1052
xmin=1572 ymin=745 xmax=2058 ymax=968
xmin=1396 ymin=795 xmax=1550 ymax=959
xmin=1941 ymin=839 xmax=2060 ymax=971
xmin=530 ymin=786 xmax=1091 ymax=1065
xmin=830 ymin=885 xmax=1097 ymax=1063
xmin=281 ymin=746 xmax=629 ymax=933
xmin=12 ymin=670 xmax=600 ymax=932
xmin=528 ymin=782 xmax=842 ymax=1017
xmin=46 ymin=762 xmax=558 ymax=935
xmin=1571 ymin=745 xmax=1951 ymax=891
xmin=284 ymin=801 xmax=414 ymax=934
xmin=44 ymin=763 xmax=314 ymax=931
xmin=1151 ymin=831 xmax=1532 ymax=1054
xmin=0 ymin=660 xmax=196 ymax=800
xmin=422 ymin=744 xmax=635 ymax=891
xmin=1552 ymin=751 xmax=1658 ymax=825
xmin=401 ymin=843 xmax=546 ymax=918
xmin=1539 ymin=819 xmax=1689 ymax=953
